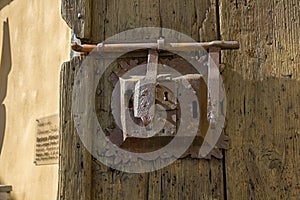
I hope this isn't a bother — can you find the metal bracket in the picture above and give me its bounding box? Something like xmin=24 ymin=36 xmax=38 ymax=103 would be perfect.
xmin=133 ymin=50 xmax=158 ymax=126
xmin=208 ymin=47 xmax=221 ymax=128
xmin=72 ymin=40 xmax=239 ymax=52
xmin=73 ymin=40 xmax=239 ymax=159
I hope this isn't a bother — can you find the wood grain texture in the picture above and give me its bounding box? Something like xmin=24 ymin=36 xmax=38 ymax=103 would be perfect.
xmin=92 ymin=56 xmax=224 ymax=199
xmin=219 ymin=0 xmax=300 ymax=199
xmin=63 ymin=0 xmax=216 ymax=43
xmin=59 ymin=0 xmax=225 ymax=199
xmin=103 ymin=0 xmax=160 ymax=40
xmin=91 ymin=158 xmax=223 ymax=200
xmin=59 ymin=0 xmax=300 ymax=199
xmin=62 ymin=0 xmax=91 ymax=40
xmin=58 ymin=57 xmax=92 ymax=200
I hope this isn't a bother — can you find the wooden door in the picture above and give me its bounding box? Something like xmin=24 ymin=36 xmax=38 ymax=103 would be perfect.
xmin=58 ymin=0 xmax=300 ymax=199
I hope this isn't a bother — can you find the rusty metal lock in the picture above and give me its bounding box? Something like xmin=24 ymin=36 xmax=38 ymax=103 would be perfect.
xmin=72 ymin=40 xmax=239 ymax=159
xmin=111 ymin=49 xmax=209 ymax=156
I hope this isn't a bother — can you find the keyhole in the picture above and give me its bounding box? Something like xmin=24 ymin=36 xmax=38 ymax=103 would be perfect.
xmin=164 ymin=91 xmax=169 ymax=101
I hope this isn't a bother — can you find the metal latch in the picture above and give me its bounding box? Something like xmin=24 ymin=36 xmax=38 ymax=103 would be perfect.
xmin=133 ymin=49 xmax=158 ymax=126
xmin=72 ymin=40 xmax=239 ymax=159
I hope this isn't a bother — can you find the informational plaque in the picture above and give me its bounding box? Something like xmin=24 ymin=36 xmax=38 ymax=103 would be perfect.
xmin=35 ymin=115 xmax=59 ymax=165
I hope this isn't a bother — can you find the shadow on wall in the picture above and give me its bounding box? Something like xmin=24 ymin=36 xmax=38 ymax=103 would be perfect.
xmin=0 ymin=0 xmax=13 ymax=11
xmin=0 ymin=18 xmax=12 ymax=155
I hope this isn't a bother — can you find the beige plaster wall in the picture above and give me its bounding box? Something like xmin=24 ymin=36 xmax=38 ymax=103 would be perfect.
xmin=0 ymin=0 xmax=70 ymax=199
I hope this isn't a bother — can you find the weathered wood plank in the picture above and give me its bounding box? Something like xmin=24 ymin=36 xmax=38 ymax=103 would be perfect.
xmin=60 ymin=1 xmax=225 ymax=200
xmin=93 ymin=55 xmax=224 ymax=199
xmin=90 ymin=0 xmax=106 ymax=42
xmin=62 ymin=0 xmax=92 ymax=40
xmin=148 ymin=158 xmax=224 ymax=200
xmin=159 ymin=0 xmax=213 ymax=41
xmin=92 ymin=161 xmax=149 ymax=200
xmin=220 ymin=0 xmax=300 ymax=199
xmin=104 ymin=0 xmax=161 ymax=41
xmin=58 ymin=57 xmax=92 ymax=200
xmin=62 ymin=0 xmax=217 ymax=43
xmin=198 ymin=0 xmax=219 ymax=42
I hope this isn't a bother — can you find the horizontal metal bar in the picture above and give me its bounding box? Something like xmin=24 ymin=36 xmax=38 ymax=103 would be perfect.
xmin=71 ymin=40 xmax=239 ymax=53
xmin=168 ymin=41 xmax=239 ymax=51
xmin=71 ymin=43 xmax=97 ymax=53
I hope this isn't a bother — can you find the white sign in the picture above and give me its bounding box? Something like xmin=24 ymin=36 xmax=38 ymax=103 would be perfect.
xmin=35 ymin=115 xmax=59 ymax=165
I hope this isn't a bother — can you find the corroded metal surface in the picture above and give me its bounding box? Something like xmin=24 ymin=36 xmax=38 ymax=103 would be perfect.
xmin=107 ymin=54 xmax=230 ymax=161
xmin=71 ymin=40 xmax=239 ymax=53
xmin=133 ymin=50 xmax=158 ymax=126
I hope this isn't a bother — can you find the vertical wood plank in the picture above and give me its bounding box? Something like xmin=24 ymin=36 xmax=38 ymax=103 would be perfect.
xmin=58 ymin=57 xmax=92 ymax=200
xmin=148 ymin=159 xmax=224 ymax=200
xmin=160 ymin=0 xmax=214 ymax=41
xmin=220 ymin=0 xmax=300 ymax=199
xmin=90 ymin=0 xmax=106 ymax=43
xmin=61 ymin=0 xmax=92 ymax=40
xmin=104 ymin=0 xmax=160 ymax=40
xmin=62 ymin=0 xmax=218 ymax=43
xmin=60 ymin=0 xmax=226 ymax=199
